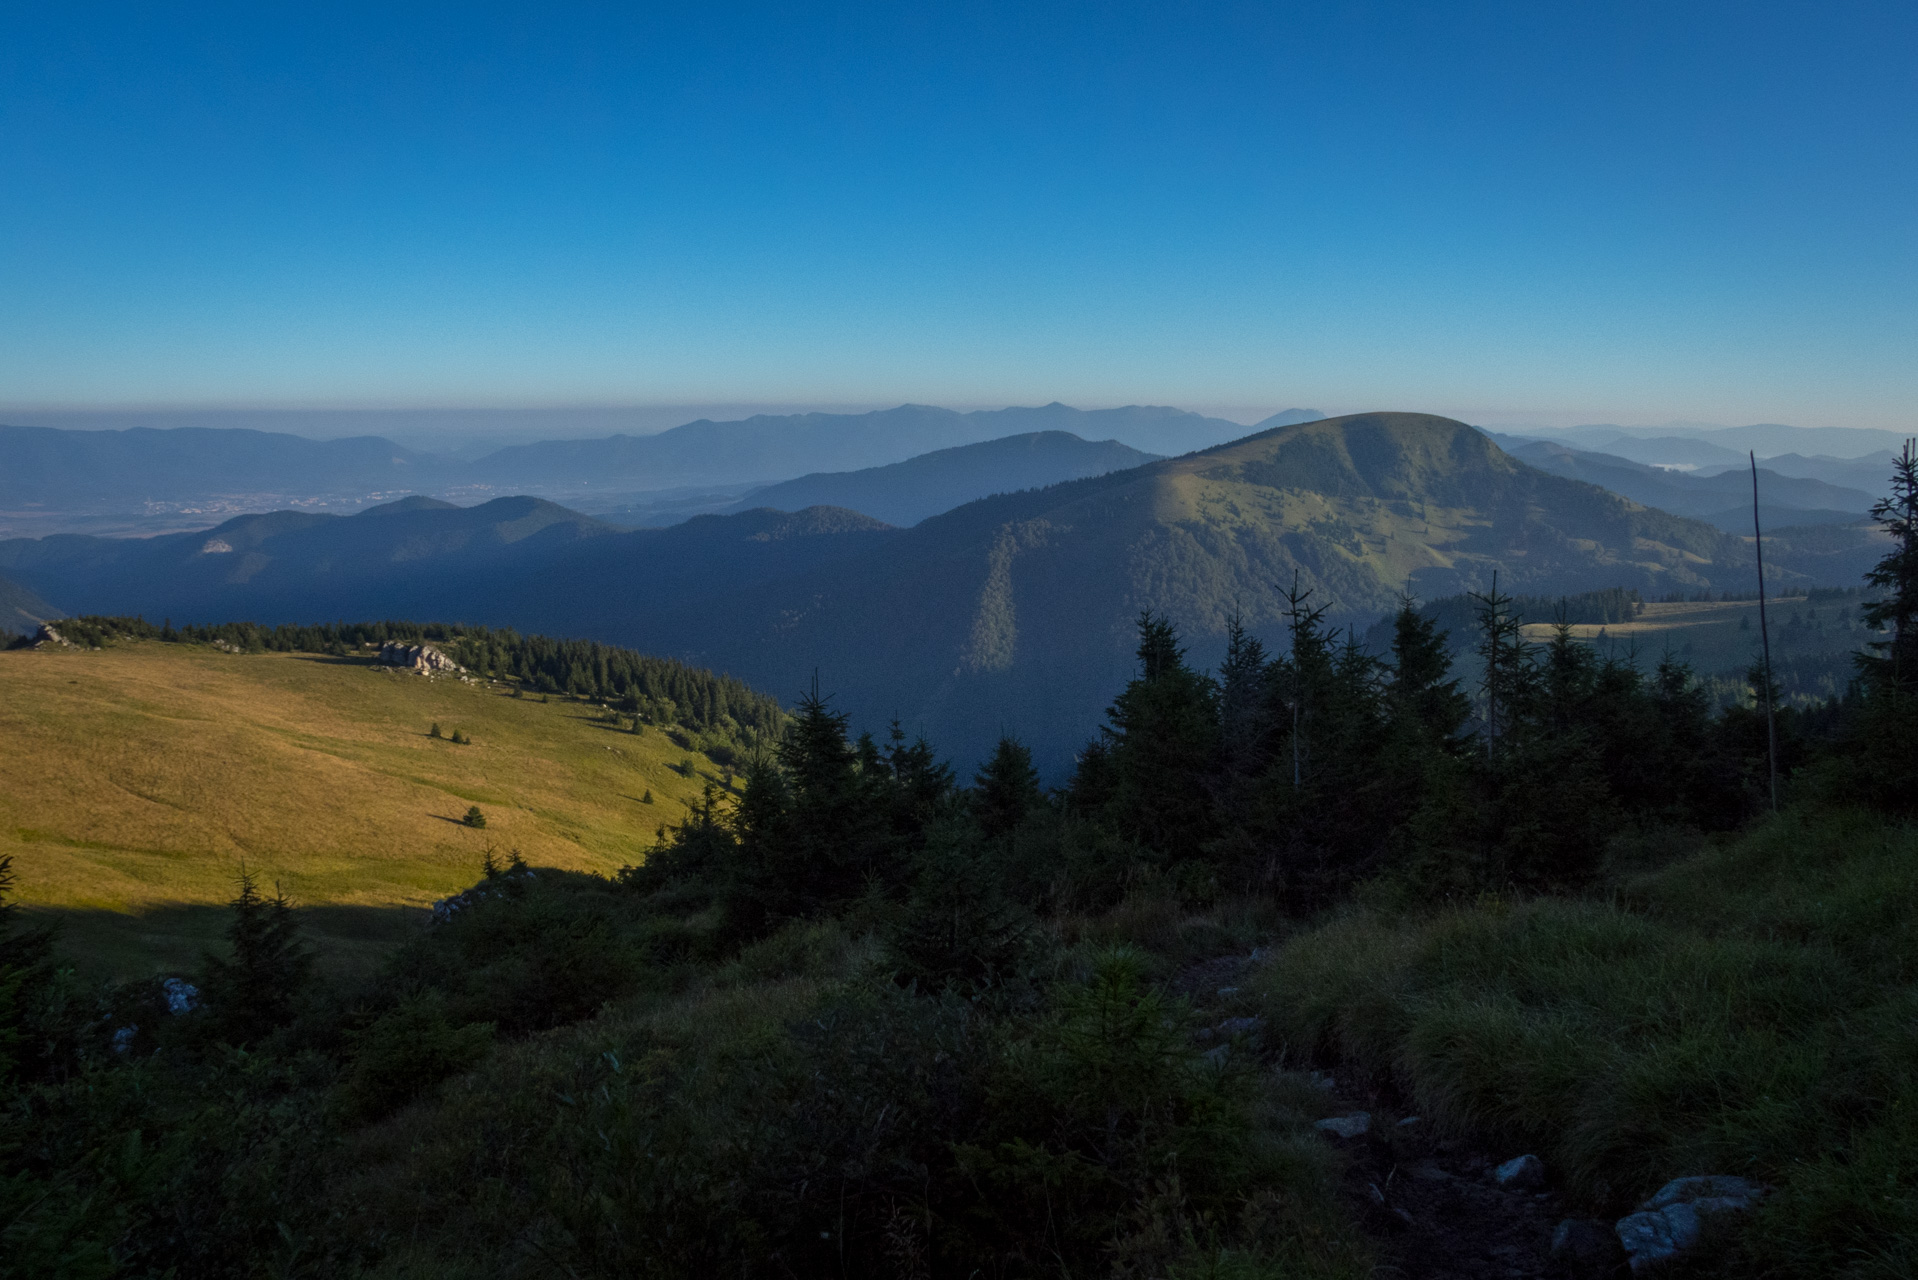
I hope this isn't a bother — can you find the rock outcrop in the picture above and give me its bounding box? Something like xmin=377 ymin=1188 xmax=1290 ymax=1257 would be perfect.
xmin=1615 ymin=1176 xmax=1767 ymax=1273
xmin=378 ymin=641 xmax=464 ymax=674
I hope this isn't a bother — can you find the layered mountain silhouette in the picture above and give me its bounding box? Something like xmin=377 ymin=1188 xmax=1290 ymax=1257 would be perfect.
xmin=1494 ymin=436 xmax=1879 ymax=530
xmin=2 ymin=405 xmax=1326 ymax=529
xmin=469 ymin=404 xmax=1323 ymax=490
xmin=10 ymin=411 xmax=1873 ymax=769
xmin=730 ymin=431 xmax=1162 ymax=526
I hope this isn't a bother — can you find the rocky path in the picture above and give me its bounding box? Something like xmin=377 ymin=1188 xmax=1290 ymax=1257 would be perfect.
xmin=1178 ymin=951 xmax=1622 ymax=1280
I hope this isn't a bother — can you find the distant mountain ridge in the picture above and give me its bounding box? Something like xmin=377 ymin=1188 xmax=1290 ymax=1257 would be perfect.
xmin=13 ymin=411 xmax=1887 ymax=769
xmin=0 ymin=405 xmax=1325 ymax=534
xmin=0 ymin=423 xmax=450 ymax=507
xmin=1491 ymin=434 xmax=1880 ymax=530
xmin=467 ymin=403 xmax=1324 ymax=491
xmin=730 ymin=431 xmax=1162 ymax=526
xmin=1508 ymin=421 xmax=1913 ymax=460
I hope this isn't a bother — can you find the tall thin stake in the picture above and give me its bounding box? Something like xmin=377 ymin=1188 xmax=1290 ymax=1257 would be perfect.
xmin=1750 ymin=451 xmax=1779 ymax=812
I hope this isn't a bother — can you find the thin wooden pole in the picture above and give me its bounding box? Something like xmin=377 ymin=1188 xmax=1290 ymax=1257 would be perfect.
xmin=1751 ymin=452 xmax=1779 ymax=812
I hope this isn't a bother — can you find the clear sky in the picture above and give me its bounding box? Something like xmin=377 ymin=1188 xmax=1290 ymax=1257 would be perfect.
xmin=2 ymin=1 xmax=1913 ymax=428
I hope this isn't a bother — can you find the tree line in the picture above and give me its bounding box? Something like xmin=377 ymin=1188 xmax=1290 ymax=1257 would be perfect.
xmin=16 ymin=616 xmax=785 ymax=744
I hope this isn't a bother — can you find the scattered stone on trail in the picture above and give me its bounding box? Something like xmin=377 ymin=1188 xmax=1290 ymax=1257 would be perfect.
xmin=1216 ymin=985 xmax=1240 ymax=996
xmin=1406 ymin=1160 xmax=1453 ymax=1182
xmin=1314 ymin=1112 xmax=1371 ymax=1139
xmin=378 ymin=641 xmax=464 ymax=675
xmin=1309 ymin=1070 xmax=1337 ymax=1091
xmin=163 ymin=978 xmax=199 ymax=1014
xmin=111 ymin=1026 xmax=137 ymax=1054
xmin=1614 ymin=1176 xmax=1768 ymax=1274
xmin=1201 ymin=1044 xmax=1230 ymax=1066
xmin=1615 ymin=1204 xmax=1701 ymax=1273
xmin=1214 ymin=1015 xmax=1264 ymax=1037
xmin=1397 ymin=1115 xmax=1422 ymax=1128
xmin=1550 ymin=1219 xmax=1627 ymax=1278
xmin=1495 ymin=1154 xmax=1547 ymax=1190
xmin=1638 ymin=1175 xmax=1766 ymax=1213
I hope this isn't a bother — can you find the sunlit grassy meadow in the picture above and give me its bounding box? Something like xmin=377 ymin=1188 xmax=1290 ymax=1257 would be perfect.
xmin=0 ymin=641 xmax=721 ymax=976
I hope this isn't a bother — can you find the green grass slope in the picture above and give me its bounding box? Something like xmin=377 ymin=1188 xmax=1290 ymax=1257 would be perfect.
xmin=0 ymin=640 xmax=723 ymax=976
xmin=1252 ymin=810 xmax=1918 ymax=1276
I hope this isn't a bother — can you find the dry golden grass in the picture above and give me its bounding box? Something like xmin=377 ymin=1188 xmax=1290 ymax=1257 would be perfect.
xmin=0 ymin=641 xmax=721 ymax=976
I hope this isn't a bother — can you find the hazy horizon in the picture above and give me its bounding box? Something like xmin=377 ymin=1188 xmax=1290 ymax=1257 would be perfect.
xmin=2 ymin=401 xmax=1899 ymax=457
xmin=4 ymin=4 xmax=1912 ymax=433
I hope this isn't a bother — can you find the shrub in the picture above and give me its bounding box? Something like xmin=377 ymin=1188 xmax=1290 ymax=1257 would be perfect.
xmin=340 ymin=991 xmax=494 ymax=1122
xmin=1252 ymin=811 xmax=1918 ymax=1271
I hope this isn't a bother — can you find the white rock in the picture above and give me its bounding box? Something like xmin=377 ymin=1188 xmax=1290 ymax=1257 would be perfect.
xmin=1617 ymin=1203 xmax=1700 ymax=1272
xmin=1616 ymin=1176 xmax=1767 ymax=1273
xmin=1314 ymin=1112 xmax=1371 ymax=1139
xmin=1640 ymin=1175 xmax=1766 ymax=1212
xmin=1493 ymin=1153 xmax=1546 ymax=1189
xmin=163 ymin=978 xmax=199 ymax=1014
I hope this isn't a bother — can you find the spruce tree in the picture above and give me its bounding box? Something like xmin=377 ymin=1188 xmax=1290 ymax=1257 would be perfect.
xmin=1470 ymin=573 xmax=1533 ymax=758
xmin=1217 ymin=606 xmax=1272 ymax=778
xmin=973 ymin=736 xmax=1042 ymax=839
xmin=200 ymin=869 xmax=313 ymax=1044
xmin=1097 ymin=612 xmax=1220 ymax=862
xmin=1382 ymin=597 xmax=1470 ymax=750
xmin=1862 ymin=438 xmax=1918 ymax=692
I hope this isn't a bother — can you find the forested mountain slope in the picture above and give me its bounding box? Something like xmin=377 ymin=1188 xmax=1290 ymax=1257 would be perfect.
xmin=541 ymin=413 xmax=1779 ymax=765
xmin=0 ymin=496 xmax=617 ymax=622
xmin=5 ymin=412 xmax=1847 ymax=769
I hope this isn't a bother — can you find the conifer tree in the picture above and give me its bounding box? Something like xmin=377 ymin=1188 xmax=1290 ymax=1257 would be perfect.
xmin=1470 ymin=573 xmax=1532 ymax=758
xmin=775 ymin=686 xmax=893 ymax=907
xmin=1217 ymin=607 xmax=1271 ymax=778
xmin=200 ymin=869 xmax=313 ymax=1044
xmin=1273 ymin=577 xmax=1334 ymax=789
xmin=1382 ymin=596 xmax=1470 ymax=750
xmin=1862 ymin=438 xmax=1918 ymax=692
xmin=973 ymin=736 xmax=1042 ymax=839
xmin=1096 ymin=612 xmax=1220 ymax=861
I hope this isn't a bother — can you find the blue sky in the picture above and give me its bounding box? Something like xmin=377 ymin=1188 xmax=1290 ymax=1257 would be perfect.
xmin=1 ymin=1 xmax=1912 ymax=428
